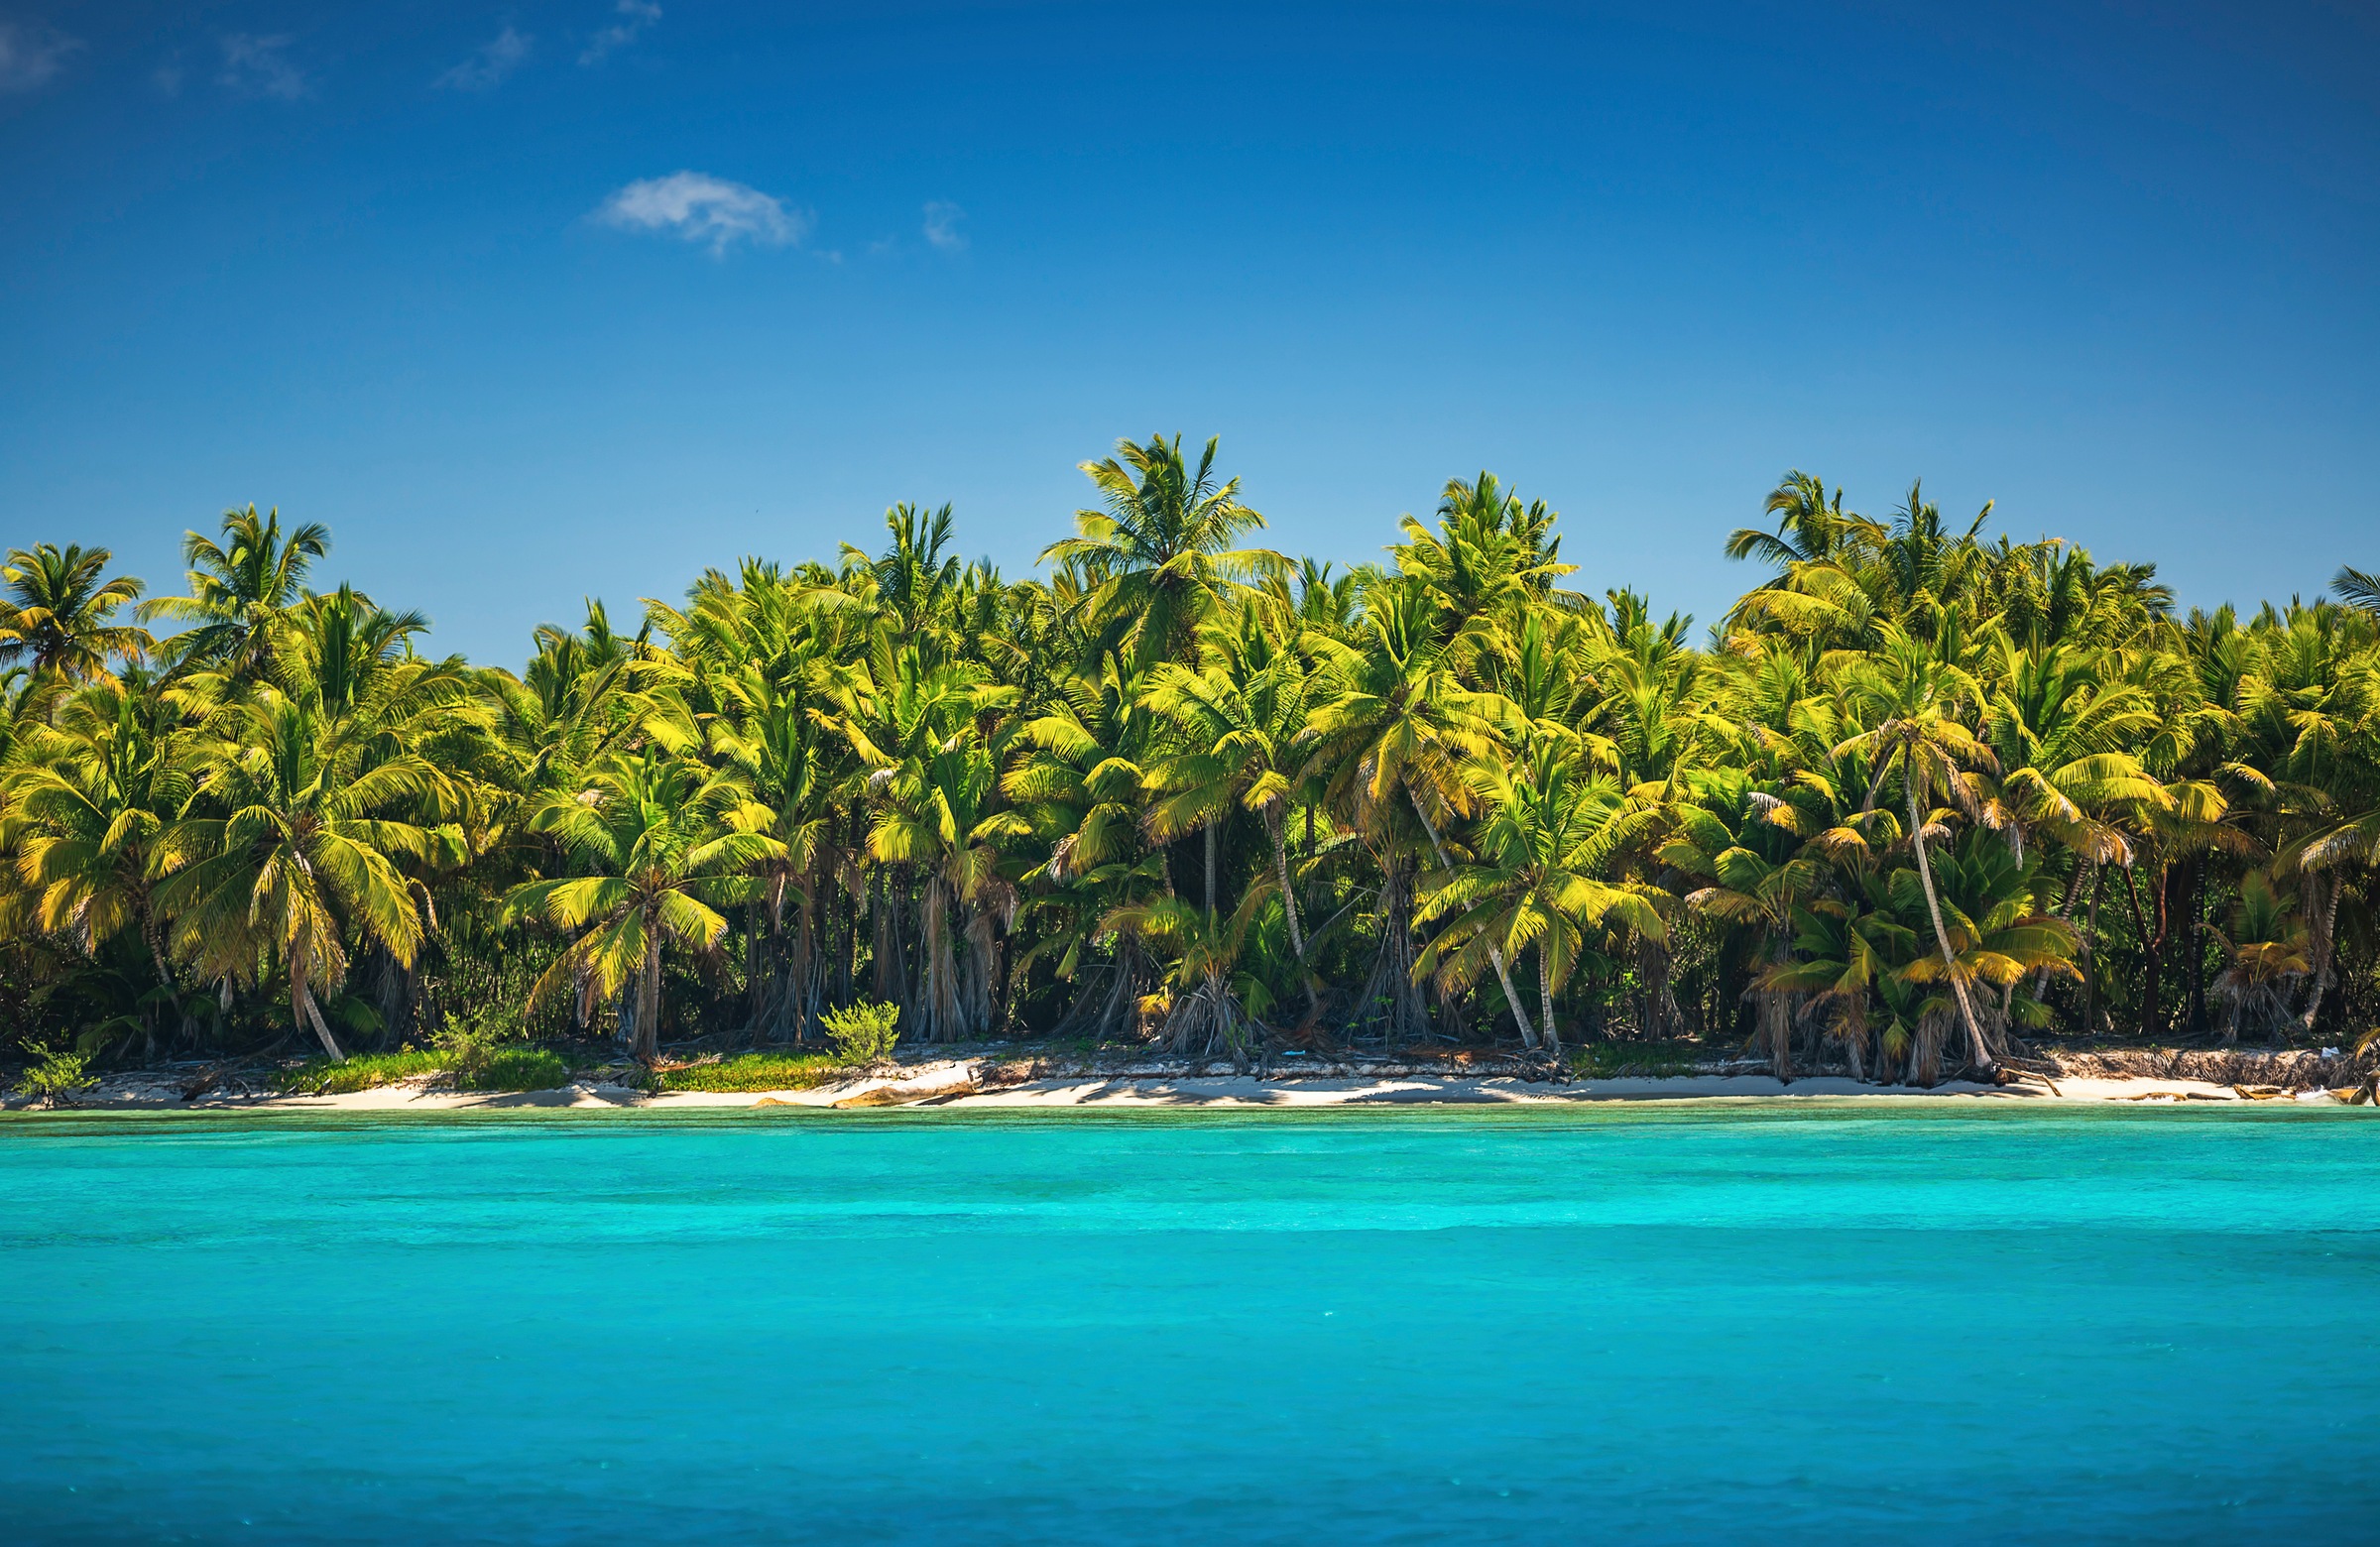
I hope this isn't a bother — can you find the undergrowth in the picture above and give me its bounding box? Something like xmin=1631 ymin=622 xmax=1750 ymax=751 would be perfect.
xmin=650 ymin=1050 xmax=850 ymax=1093
xmin=274 ymin=1048 xmax=448 ymax=1095
xmin=1566 ymin=1042 xmax=1702 ymax=1080
xmin=273 ymin=1044 xmax=570 ymax=1095
xmin=453 ymin=1048 xmax=570 ymax=1092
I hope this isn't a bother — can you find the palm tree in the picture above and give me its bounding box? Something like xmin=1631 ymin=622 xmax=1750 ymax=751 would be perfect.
xmin=1885 ymin=833 xmax=2080 ymax=1080
xmin=869 ymin=733 xmax=1010 ymax=1042
xmin=2331 ymin=565 xmax=2380 ymax=615
xmin=139 ymin=505 xmax=330 ymax=675
xmin=1833 ymin=625 xmax=2003 ymax=1074
xmin=4 ymin=671 xmax=191 ymax=1048
xmin=1101 ymin=883 xmax=1281 ymax=1066
xmin=1415 ymin=740 xmax=1665 ymax=1054
xmin=508 ymin=749 xmax=783 ymax=1063
xmin=1661 ymin=787 xmax=1833 ymax=1078
xmin=157 ymin=687 xmax=444 ymax=1061
xmin=1302 ymin=577 xmax=1531 ymax=1045
xmin=1039 ymin=434 xmax=1282 ymax=671
xmin=0 ymin=543 xmax=152 ymax=684
xmin=2208 ymin=869 xmax=2309 ymax=1042
xmin=1140 ymin=608 xmax=1317 ymax=955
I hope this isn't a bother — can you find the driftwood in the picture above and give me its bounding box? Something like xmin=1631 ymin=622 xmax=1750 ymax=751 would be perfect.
xmin=2049 ymin=1046 xmax=2373 ymax=1093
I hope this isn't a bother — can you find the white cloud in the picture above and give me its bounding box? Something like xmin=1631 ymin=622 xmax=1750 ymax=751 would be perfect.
xmin=580 ymin=0 xmax=659 ymax=65
xmin=219 ymin=34 xmax=307 ymax=100
xmin=922 ymin=200 xmax=968 ymax=252
xmin=595 ymin=172 xmax=807 ymax=255
xmin=0 ymin=21 xmax=81 ymax=93
xmin=437 ymin=25 xmax=531 ymax=92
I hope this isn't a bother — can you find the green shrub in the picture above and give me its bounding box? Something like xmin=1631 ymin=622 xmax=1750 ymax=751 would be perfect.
xmin=14 ymin=1042 xmax=97 ymax=1107
xmin=432 ymin=1012 xmax=567 ymax=1091
xmin=821 ymin=1002 xmax=900 ymax=1065
xmin=650 ymin=1050 xmax=847 ymax=1093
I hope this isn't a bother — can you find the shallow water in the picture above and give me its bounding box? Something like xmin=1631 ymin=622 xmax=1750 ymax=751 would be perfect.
xmin=4 ymin=1104 xmax=2377 ymax=1544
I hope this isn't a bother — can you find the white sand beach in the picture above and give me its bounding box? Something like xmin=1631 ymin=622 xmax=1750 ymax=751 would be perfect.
xmin=16 ymin=1058 xmax=2351 ymax=1115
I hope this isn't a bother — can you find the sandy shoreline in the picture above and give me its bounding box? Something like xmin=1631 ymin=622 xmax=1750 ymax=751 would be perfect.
xmin=7 ymin=1058 xmax=2364 ymax=1115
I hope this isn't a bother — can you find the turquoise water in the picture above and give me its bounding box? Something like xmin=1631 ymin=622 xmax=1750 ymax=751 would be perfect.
xmin=4 ymin=1106 xmax=2378 ymax=1544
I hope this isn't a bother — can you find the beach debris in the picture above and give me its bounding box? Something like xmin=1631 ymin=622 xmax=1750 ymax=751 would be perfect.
xmin=832 ymin=1068 xmax=980 ymax=1108
xmin=2231 ymin=1084 xmax=2289 ymax=1100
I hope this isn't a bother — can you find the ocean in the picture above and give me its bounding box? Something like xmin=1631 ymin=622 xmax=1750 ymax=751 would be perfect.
xmin=4 ymin=1104 xmax=2375 ymax=1543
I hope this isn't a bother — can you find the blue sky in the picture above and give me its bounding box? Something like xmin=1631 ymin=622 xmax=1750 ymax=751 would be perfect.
xmin=2 ymin=1 xmax=2375 ymax=664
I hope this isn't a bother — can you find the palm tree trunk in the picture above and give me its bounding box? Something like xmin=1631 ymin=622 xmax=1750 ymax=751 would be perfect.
xmin=636 ymin=916 xmax=662 ymax=1064
xmin=1406 ymin=789 xmax=1539 ymax=1050
xmin=2300 ymin=869 xmax=2344 ymax=1031
xmin=1204 ymin=823 xmax=1217 ymax=921
xmin=1539 ymin=942 xmax=1559 ymax=1056
xmin=1908 ymin=781 xmax=1992 ymax=1073
xmin=1266 ymin=809 xmax=1305 ymax=958
xmin=140 ymin=902 xmax=183 ymax=1052
xmin=297 ymin=973 xmax=345 ymax=1062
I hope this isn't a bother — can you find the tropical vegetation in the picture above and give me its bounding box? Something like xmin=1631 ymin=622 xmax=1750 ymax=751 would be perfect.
xmin=5 ymin=445 xmax=2378 ymax=1085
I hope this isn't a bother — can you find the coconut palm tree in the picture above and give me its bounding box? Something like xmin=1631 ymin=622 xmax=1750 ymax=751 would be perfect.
xmin=869 ymin=733 xmax=1010 ymax=1042
xmin=4 ymin=671 xmax=191 ymax=1048
xmin=1039 ymin=434 xmax=1282 ymax=671
xmin=139 ymin=505 xmax=330 ymax=676
xmin=2208 ymin=869 xmax=2309 ymax=1042
xmin=1302 ymin=577 xmax=1529 ymax=1044
xmin=157 ymin=687 xmax=444 ymax=1061
xmin=1140 ymin=609 xmax=1318 ymax=955
xmin=1415 ymin=739 xmax=1665 ymax=1054
xmin=1832 ymin=624 xmax=2003 ymax=1074
xmin=507 ymin=748 xmax=783 ymax=1064
xmin=0 ymin=543 xmax=152 ymax=684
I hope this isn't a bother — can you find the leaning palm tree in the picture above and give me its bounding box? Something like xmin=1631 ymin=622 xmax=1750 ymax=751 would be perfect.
xmin=1039 ymin=434 xmax=1282 ymax=671
xmin=507 ymin=749 xmax=784 ymax=1064
xmin=1832 ymin=625 xmax=2003 ymax=1075
xmin=0 ymin=543 xmax=152 ymax=684
xmin=138 ymin=504 xmax=330 ymax=676
xmin=1415 ymin=740 xmax=1665 ymax=1054
xmin=157 ymin=687 xmax=444 ymax=1061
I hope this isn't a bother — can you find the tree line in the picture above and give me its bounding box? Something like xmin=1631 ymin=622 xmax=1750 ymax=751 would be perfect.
xmin=4 ymin=437 xmax=2377 ymax=1081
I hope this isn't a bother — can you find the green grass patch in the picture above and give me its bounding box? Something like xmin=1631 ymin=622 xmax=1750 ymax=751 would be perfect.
xmin=1566 ymin=1042 xmax=1702 ymax=1080
xmin=454 ymin=1047 xmax=571 ymax=1092
xmin=274 ymin=1048 xmax=447 ymax=1095
xmin=651 ymin=1050 xmax=850 ymax=1093
xmin=274 ymin=1044 xmax=572 ymax=1095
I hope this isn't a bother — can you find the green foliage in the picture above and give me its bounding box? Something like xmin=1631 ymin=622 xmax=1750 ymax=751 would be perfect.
xmin=650 ymin=1050 xmax=847 ymax=1092
xmin=821 ymin=1002 xmax=901 ymax=1065
xmin=452 ymin=1047 xmax=570 ymax=1093
xmin=13 ymin=1040 xmax=96 ymax=1105
xmin=1566 ymin=1042 xmax=1699 ymax=1080
xmin=273 ymin=1048 xmax=446 ymax=1096
xmin=4 ymin=455 xmax=2380 ymax=1087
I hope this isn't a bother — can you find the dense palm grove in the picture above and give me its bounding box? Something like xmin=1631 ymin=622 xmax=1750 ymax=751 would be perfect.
xmin=5 ymin=437 xmax=2378 ymax=1082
